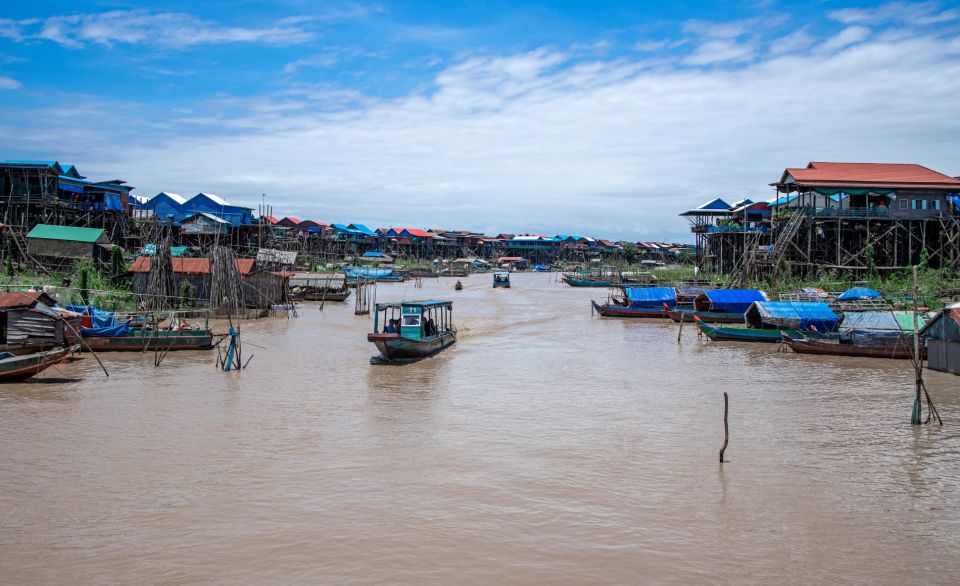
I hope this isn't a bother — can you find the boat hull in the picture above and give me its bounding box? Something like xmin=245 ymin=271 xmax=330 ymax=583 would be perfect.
xmin=563 ymin=277 xmax=615 ymax=287
xmin=591 ymin=300 xmax=667 ymax=318
xmin=298 ymin=290 xmax=351 ymax=302
xmin=0 ymin=347 xmax=72 ymax=382
xmin=668 ymin=310 xmax=744 ymax=324
xmin=492 ymin=283 xmax=510 ymax=288
xmin=697 ymin=321 xmax=834 ymax=343
xmin=368 ymin=331 xmax=456 ymax=362
xmin=80 ymin=331 xmax=214 ymax=352
xmin=783 ymin=336 xmax=922 ymax=359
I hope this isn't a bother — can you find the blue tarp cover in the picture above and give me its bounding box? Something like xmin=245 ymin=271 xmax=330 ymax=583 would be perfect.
xmin=625 ymin=287 xmax=677 ymax=309
xmin=837 ymin=287 xmax=882 ymax=301
xmin=343 ymin=266 xmax=394 ymax=279
xmin=701 ymin=289 xmax=767 ymax=314
xmin=745 ymin=301 xmax=839 ymax=331
xmin=66 ymin=306 xmax=117 ymax=328
xmin=80 ymin=324 xmax=132 ymax=337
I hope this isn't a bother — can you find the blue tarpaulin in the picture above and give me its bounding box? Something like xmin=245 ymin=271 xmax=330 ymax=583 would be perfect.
xmin=698 ymin=289 xmax=767 ymax=314
xmin=837 ymin=287 xmax=882 ymax=301
xmin=66 ymin=306 xmax=117 ymax=328
xmin=80 ymin=324 xmax=132 ymax=337
xmin=625 ymin=287 xmax=677 ymax=309
xmin=343 ymin=266 xmax=394 ymax=279
xmin=745 ymin=301 xmax=839 ymax=331
xmin=104 ymin=194 xmax=124 ymax=211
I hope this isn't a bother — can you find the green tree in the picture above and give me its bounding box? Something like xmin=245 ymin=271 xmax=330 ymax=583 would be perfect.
xmin=110 ymin=246 xmax=125 ymax=283
xmin=864 ymin=244 xmax=876 ymax=276
xmin=79 ymin=266 xmax=90 ymax=305
xmin=918 ymin=247 xmax=929 ymax=272
xmin=179 ymin=280 xmax=197 ymax=308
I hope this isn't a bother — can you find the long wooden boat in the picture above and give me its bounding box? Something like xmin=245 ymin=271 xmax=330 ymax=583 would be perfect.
xmin=781 ymin=334 xmax=923 ymax=359
xmin=369 ymin=300 xmax=456 ymax=363
xmin=297 ymin=289 xmax=351 ymax=302
xmin=80 ymin=329 xmax=215 ymax=352
xmin=591 ymin=300 xmax=667 ymax=318
xmin=0 ymin=346 xmax=74 ymax=382
xmin=696 ymin=319 xmax=836 ymax=343
xmin=563 ymin=276 xmax=617 ymax=287
xmin=668 ymin=310 xmax=744 ymax=324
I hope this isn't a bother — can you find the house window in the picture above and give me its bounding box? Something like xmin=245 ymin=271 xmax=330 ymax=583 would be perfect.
xmin=911 ymin=199 xmax=924 ymax=210
xmin=931 ymin=199 xmax=941 ymax=210
xmin=899 ymin=199 xmax=908 ymax=209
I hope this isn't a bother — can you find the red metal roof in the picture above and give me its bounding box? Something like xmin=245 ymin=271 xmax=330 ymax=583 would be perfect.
xmin=781 ymin=162 xmax=960 ymax=189
xmin=261 ymin=216 xmax=279 ymax=224
xmin=279 ymin=216 xmax=301 ymax=225
xmin=130 ymin=257 xmax=254 ymax=275
xmin=0 ymin=291 xmax=48 ymax=308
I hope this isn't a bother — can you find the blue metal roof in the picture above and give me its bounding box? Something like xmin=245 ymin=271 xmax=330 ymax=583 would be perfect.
xmin=377 ymin=300 xmax=452 ymax=309
xmin=363 ymin=251 xmax=385 ymax=257
xmin=350 ymin=223 xmax=376 ymax=235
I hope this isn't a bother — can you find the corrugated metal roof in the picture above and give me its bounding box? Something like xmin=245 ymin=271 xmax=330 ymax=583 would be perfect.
xmin=0 ymin=291 xmax=50 ymax=308
xmin=783 ymin=162 xmax=960 ymax=188
xmin=26 ymin=224 xmax=105 ymax=243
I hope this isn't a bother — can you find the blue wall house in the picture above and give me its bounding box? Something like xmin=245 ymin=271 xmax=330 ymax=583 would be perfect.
xmin=184 ymin=193 xmax=254 ymax=227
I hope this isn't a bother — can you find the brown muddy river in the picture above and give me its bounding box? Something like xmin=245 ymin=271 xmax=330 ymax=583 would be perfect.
xmin=1 ymin=272 xmax=958 ymax=584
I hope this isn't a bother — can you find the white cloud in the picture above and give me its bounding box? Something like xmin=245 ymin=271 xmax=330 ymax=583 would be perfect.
xmin=0 ymin=76 xmax=21 ymax=90
xmin=5 ymin=27 xmax=960 ymax=240
xmin=829 ymin=1 xmax=958 ymax=26
xmin=817 ymin=26 xmax=871 ymax=53
xmin=770 ymin=29 xmax=816 ymax=55
xmin=684 ymin=39 xmax=757 ymax=65
xmin=7 ymin=10 xmax=315 ymax=49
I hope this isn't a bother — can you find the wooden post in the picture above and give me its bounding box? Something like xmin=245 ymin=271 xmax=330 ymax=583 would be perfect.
xmin=720 ymin=392 xmax=729 ymax=463
xmin=911 ymin=266 xmax=922 ymax=425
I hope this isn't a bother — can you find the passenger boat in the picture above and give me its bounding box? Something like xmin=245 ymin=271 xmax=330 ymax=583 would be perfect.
xmin=80 ymin=326 xmax=216 ymax=352
xmin=493 ymin=271 xmax=511 ymax=288
xmin=781 ymin=333 xmax=922 ymax=359
xmin=455 ymin=280 xmax=464 ymax=291
xmin=697 ymin=301 xmax=843 ymax=342
xmin=0 ymin=346 xmax=75 ymax=382
xmin=591 ymin=286 xmax=676 ymax=319
xmin=368 ymin=300 xmax=456 ymax=363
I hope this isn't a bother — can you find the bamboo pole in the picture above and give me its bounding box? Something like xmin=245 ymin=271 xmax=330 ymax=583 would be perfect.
xmin=720 ymin=392 xmax=729 ymax=463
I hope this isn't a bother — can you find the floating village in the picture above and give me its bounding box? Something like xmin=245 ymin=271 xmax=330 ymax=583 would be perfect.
xmin=0 ymin=158 xmax=958 ymax=397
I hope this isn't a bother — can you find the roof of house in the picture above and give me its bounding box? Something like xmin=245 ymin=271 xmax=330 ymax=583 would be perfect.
xmin=780 ymin=162 xmax=960 ymax=189
xmin=183 ymin=212 xmax=229 ymax=224
xmin=26 ymin=224 xmax=106 ymax=243
xmin=129 ymin=257 xmax=254 ymax=275
xmin=156 ymin=192 xmax=187 ymax=205
xmin=0 ymin=291 xmax=57 ymax=309
xmin=279 ymin=216 xmax=302 ymax=225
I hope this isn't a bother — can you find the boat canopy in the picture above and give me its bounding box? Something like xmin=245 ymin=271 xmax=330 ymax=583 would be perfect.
xmin=837 ymin=287 xmax=882 ymax=301
xmin=840 ymin=310 xmax=924 ymax=332
xmin=376 ymin=300 xmax=452 ymax=310
xmin=744 ymin=301 xmax=839 ymax=331
xmin=695 ymin=289 xmax=767 ymax=314
xmin=624 ymin=287 xmax=677 ymax=309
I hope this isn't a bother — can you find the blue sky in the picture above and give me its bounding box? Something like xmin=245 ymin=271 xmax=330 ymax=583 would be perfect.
xmin=2 ymin=1 xmax=960 ymax=241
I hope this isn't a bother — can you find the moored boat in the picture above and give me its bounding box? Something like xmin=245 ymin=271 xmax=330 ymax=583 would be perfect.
xmin=80 ymin=326 xmax=216 ymax=352
xmin=591 ymin=286 xmax=676 ymax=319
xmin=696 ymin=318 xmax=836 ymax=343
xmin=668 ymin=310 xmax=745 ymax=323
xmin=0 ymin=346 xmax=75 ymax=382
xmin=368 ymin=300 xmax=456 ymax=363
xmin=781 ymin=332 xmax=922 ymax=359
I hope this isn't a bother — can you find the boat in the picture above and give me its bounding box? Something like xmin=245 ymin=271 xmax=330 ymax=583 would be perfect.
xmin=0 ymin=346 xmax=75 ymax=382
xmin=455 ymin=280 xmax=463 ymax=291
xmin=493 ymin=271 xmax=511 ymax=288
xmin=591 ymin=286 xmax=676 ymax=318
xmin=563 ymin=275 xmax=618 ymax=287
xmin=80 ymin=326 xmax=216 ymax=352
xmin=591 ymin=300 xmax=667 ymax=318
xmin=781 ymin=332 xmax=922 ymax=359
xmin=696 ymin=318 xmax=837 ymax=343
xmin=290 ymin=272 xmax=352 ymax=302
xmin=667 ymin=310 xmax=745 ymax=323
xmin=368 ymin=300 xmax=456 ymax=363
xmin=298 ymin=289 xmax=351 ymax=302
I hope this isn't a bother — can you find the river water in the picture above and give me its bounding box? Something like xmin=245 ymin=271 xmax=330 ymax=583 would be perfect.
xmin=1 ymin=272 xmax=958 ymax=584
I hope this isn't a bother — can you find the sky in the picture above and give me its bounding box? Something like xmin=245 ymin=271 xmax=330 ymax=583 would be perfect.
xmin=1 ymin=1 xmax=959 ymax=242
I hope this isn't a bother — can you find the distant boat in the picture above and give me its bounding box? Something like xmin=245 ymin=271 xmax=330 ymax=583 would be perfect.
xmin=368 ymin=300 xmax=456 ymax=363
xmin=455 ymin=280 xmax=463 ymax=291
xmin=80 ymin=326 xmax=215 ymax=352
xmin=591 ymin=300 xmax=667 ymax=318
xmin=493 ymin=271 xmax=511 ymax=288
xmin=0 ymin=346 xmax=74 ymax=382
xmin=781 ymin=332 xmax=921 ymax=359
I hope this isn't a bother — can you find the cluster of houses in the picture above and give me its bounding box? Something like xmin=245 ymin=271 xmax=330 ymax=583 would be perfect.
xmin=0 ymin=159 xmax=692 ymax=264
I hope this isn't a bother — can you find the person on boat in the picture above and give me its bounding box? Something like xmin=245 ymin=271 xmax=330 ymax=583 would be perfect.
xmin=425 ymin=318 xmax=437 ymax=336
xmin=385 ymin=319 xmax=397 ymax=334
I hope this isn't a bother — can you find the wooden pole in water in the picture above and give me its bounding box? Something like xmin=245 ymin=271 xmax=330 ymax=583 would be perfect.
xmin=720 ymin=392 xmax=729 ymax=463
xmin=911 ymin=266 xmax=922 ymax=425
xmin=677 ymin=311 xmax=684 ymax=343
